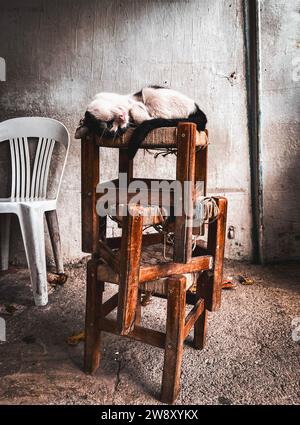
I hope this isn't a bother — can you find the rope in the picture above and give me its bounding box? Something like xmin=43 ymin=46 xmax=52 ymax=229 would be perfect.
xmin=108 ymin=197 xmax=219 ymax=255
xmin=145 ymin=143 xmax=209 ymax=159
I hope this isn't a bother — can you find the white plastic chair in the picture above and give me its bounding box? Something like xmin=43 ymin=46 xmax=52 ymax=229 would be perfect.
xmin=0 ymin=117 xmax=70 ymax=306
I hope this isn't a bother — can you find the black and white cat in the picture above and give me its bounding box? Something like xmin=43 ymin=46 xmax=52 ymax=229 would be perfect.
xmin=76 ymin=86 xmax=207 ymax=159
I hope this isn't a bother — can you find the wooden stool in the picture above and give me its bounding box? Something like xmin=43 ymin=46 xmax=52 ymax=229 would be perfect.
xmin=81 ymin=123 xmax=227 ymax=403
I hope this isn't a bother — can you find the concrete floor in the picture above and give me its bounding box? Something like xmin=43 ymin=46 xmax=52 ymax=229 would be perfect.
xmin=0 ymin=259 xmax=299 ymax=405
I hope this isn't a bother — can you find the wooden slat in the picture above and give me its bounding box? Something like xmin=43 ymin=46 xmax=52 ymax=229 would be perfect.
xmin=99 ymin=318 xmax=165 ymax=349
xmin=92 ymin=127 xmax=208 ymax=149
xmin=117 ymin=211 xmax=143 ymax=335
xmin=81 ymin=135 xmax=99 ymax=253
xmin=183 ymin=298 xmax=204 ymax=340
xmin=174 ymin=123 xmax=197 ymax=263
xmin=102 ymin=293 xmax=118 ymax=317
xmin=98 ymin=239 xmax=120 ymax=272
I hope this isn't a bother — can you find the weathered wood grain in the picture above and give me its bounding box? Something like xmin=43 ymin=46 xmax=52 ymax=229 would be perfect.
xmin=174 ymin=123 xmax=196 ymax=263
xmin=117 ymin=211 xmax=143 ymax=335
xmin=84 ymin=260 xmax=103 ymax=374
xmin=81 ymin=135 xmax=99 ymax=254
xmin=161 ymin=275 xmax=186 ymax=404
xmin=198 ymin=196 xmax=228 ymax=311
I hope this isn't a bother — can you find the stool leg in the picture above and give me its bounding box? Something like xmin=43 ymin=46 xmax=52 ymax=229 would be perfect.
xmin=161 ymin=275 xmax=186 ymax=404
xmin=194 ymin=275 xmax=208 ymax=350
xmin=135 ymin=290 xmax=142 ymax=326
xmin=207 ymin=196 xmax=228 ymax=311
xmin=194 ymin=309 xmax=208 ymax=350
xmin=84 ymin=259 xmax=103 ymax=374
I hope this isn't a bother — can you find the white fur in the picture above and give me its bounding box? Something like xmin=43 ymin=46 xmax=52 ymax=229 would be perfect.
xmin=86 ymin=88 xmax=197 ymax=131
xmin=141 ymin=88 xmax=196 ymax=119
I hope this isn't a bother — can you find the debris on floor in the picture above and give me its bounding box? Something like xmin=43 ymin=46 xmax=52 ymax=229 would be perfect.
xmin=222 ymin=279 xmax=237 ymax=290
xmin=222 ymin=274 xmax=255 ymax=290
xmin=0 ymin=303 xmax=26 ymax=316
xmin=67 ymin=330 xmax=85 ymax=346
xmin=47 ymin=272 xmax=68 ymax=286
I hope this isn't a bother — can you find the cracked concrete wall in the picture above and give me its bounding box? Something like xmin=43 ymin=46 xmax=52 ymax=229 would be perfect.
xmin=259 ymin=0 xmax=300 ymax=262
xmin=0 ymin=0 xmax=253 ymax=263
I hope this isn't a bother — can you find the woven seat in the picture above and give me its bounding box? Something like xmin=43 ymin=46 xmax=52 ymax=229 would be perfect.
xmin=97 ymin=243 xmax=199 ymax=296
xmin=107 ymin=204 xmax=168 ymax=226
xmin=82 ymin=127 xmax=208 ymax=149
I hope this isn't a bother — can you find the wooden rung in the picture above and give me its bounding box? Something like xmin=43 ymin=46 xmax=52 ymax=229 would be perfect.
xmin=100 ymin=318 xmax=166 ymax=349
xmin=97 ymin=255 xmax=213 ymax=285
xmin=139 ymin=255 xmax=213 ymax=283
xmin=102 ymin=293 xmax=119 ymax=317
xmin=98 ymin=239 xmax=120 ymax=272
xmin=183 ymin=298 xmax=205 ymax=340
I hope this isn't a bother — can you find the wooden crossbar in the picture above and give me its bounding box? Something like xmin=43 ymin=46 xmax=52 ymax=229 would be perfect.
xmin=100 ymin=318 xmax=166 ymax=349
xmin=98 ymin=239 xmax=120 ymax=272
xmin=102 ymin=293 xmax=119 ymax=317
xmin=139 ymin=255 xmax=213 ymax=283
xmin=184 ymin=298 xmax=205 ymax=340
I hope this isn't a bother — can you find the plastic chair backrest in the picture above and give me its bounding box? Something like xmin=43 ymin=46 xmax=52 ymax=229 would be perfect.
xmin=0 ymin=117 xmax=70 ymax=201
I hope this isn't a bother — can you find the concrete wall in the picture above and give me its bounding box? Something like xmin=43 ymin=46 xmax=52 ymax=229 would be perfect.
xmin=260 ymin=0 xmax=300 ymax=262
xmin=0 ymin=0 xmax=272 ymax=264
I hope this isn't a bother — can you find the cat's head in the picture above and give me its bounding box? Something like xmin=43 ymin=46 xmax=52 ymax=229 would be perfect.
xmin=84 ymin=94 xmax=130 ymax=137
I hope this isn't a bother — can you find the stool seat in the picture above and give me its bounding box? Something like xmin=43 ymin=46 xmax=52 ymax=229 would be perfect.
xmin=107 ymin=204 xmax=168 ymax=226
xmin=97 ymin=242 xmax=199 ymax=295
xmin=88 ymin=127 xmax=208 ymax=149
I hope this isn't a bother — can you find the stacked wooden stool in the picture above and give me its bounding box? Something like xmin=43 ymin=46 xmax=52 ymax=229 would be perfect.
xmin=81 ymin=123 xmax=227 ymax=403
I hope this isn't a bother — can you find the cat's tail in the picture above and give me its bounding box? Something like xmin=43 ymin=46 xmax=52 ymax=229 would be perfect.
xmin=127 ymin=105 xmax=207 ymax=159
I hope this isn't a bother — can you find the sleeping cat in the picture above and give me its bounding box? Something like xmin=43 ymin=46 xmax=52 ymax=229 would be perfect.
xmin=76 ymin=86 xmax=207 ymax=159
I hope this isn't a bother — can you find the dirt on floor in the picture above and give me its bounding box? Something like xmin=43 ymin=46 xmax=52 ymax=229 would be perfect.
xmin=0 ymin=259 xmax=299 ymax=405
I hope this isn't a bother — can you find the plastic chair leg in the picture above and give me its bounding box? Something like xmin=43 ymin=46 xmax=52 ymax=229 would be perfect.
xmin=18 ymin=206 xmax=48 ymax=306
xmin=45 ymin=210 xmax=64 ymax=274
xmin=0 ymin=214 xmax=11 ymax=271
